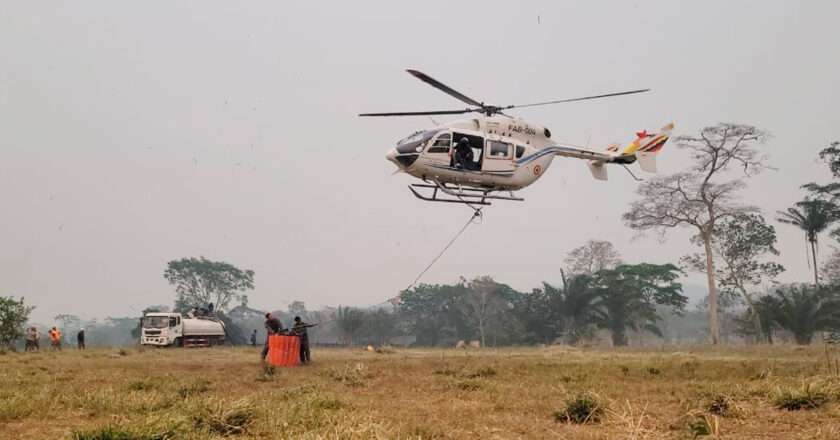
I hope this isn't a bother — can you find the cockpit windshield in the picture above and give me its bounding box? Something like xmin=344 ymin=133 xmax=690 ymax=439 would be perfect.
xmin=143 ymin=316 xmax=169 ymax=329
xmin=396 ymin=128 xmax=443 ymax=155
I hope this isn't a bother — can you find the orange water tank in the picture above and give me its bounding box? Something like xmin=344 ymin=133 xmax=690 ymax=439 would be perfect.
xmin=267 ymin=335 xmax=300 ymax=367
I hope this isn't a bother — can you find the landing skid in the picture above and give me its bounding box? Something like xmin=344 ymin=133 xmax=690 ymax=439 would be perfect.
xmin=408 ymin=182 xmax=524 ymax=205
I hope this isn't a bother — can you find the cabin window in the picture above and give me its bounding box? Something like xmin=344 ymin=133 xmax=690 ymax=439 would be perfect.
xmin=169 ymin=317 xmax=177 ymax=327
xmin=515 ymin=146 xmax=525 ymax=158
xmin=427 ymin=133 xmax=451 ymax=153
xmin=486 ymin=140 xmax=511 ymax=159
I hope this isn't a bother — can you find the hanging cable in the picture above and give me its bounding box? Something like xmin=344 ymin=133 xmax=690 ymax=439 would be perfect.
xmin=404 ymin=209 xmax=481 ymax=293
xmin=370 ymin=208 xmax=482 ymax=310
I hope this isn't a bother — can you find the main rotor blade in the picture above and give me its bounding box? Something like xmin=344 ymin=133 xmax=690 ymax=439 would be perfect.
xmin=406 ymin=70 xmax=483 ymax=107
xmin=506 ymin=89 xmax=650 ymax=109
xmin=359 ymin=109 xmax=475 ymax=117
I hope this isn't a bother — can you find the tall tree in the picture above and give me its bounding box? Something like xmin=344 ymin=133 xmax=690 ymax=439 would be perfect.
xmin=550 ymin=274 xmax=600 ymax=344
xmin=288 ymin=301 xmax=308 ymax=317
xmin=614 ymin=264 xmax=685 ymax=346
xmin=821 ymin=249 xmax=840 ymax=287
xmin=565 ymin=239 xmax=622 ymax=276
xmin=776 ymin=198 xmax=838 ymax=286
xmin=359 ymin=309 xmax=401 ymax=345
xmin=54 ymin=314 xmax=80 ymax=333
xmin=591 ymin=270 xmax=651 ymax=346
xmin=398 ymin=283 xmax=466 ymax=346
xmin=0 ymin=297 xmax=35 ymax=350
xmin=163 ymin=257 xmax=255 ymax=313
xmin=458 ymin=276 xmax=508 ymax=347
xmin=682 ymin=214 xmax=784 ymax=342
xmin=624 ymin=123 xmax=770 ymax=344
xmin=335 ymin=306 xmax=365 ymax=345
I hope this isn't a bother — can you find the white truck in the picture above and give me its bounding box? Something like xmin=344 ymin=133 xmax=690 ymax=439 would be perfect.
xmin=140 ymin=312 xmax=227 ymax=347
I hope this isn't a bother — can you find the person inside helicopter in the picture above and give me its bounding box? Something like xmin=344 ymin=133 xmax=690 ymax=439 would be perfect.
xmin=454 ymin=137 xmax=474 ymax=170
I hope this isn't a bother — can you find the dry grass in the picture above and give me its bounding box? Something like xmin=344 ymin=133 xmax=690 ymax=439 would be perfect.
xmin=1 ymin=345 xmax=839 ymax=439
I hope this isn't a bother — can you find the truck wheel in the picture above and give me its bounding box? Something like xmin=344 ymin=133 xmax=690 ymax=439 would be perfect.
xmin=175 ymin=337 xmax=183 ymax=347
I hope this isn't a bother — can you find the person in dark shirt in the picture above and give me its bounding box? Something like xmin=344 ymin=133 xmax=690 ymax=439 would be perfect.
xmin=76 ymin=328 xmax=85 ymax=349
xmin=454 ymin=137 xmax=474 ymax=169
xmin=261 ymin=313 xmax=283 ymax=361
xmin=250 ymin=329 xmax=257 ymax=347
xmin=292 ymin=316 xmax=311 ymax=364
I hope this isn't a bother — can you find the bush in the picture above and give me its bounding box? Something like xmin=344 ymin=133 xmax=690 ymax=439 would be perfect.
xmin=706 ymin=394 xmax=730 ymax=416
xmin=554 ymin=393 xmax=603 ymax=424
xmin=774 ymin=384 xmax=830 ymax=410
xmin=465 ymin=366 xmax=497 ymax=378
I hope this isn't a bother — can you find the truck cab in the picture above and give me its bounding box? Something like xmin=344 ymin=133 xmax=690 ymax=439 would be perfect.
xmin=141 ymin=313 xmax=184 ymax=346
xmin=140 ymin=312 xmax=226 ymax=347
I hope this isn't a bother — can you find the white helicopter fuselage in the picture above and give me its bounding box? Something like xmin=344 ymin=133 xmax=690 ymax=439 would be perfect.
xmin=386 ymin=115 xmax=558 ymax=191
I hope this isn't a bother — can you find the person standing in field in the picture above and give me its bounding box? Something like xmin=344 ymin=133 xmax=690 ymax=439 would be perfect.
xmin=250 ymin=329 xmax=257 ymax=347
xmin=77 ymin=328 xmax=85 ymax=349
xmin=260 ymin=313 xmax=283 ymax=362
xmin=48 ymin=327 xmax=62 ymax=351
xmin=292 ymin=316 xmax=311 ymax=364
xmin=24 ymin=327 xmax=38 ymax=351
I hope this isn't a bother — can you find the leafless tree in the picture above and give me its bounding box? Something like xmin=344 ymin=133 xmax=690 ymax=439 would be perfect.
xmin=623 ymin=123 xmax=770 ymax=344
xmin=564 ymin=239 xmax=622 ymax=276
xmin=458 ymin=276 xmax=506 ymax=347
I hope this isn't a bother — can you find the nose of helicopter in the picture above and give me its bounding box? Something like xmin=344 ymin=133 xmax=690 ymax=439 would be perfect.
xmin=386 ymin=147 xmax=399 ymax=165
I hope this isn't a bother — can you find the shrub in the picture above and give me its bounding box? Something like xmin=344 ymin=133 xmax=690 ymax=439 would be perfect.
xmin=774 ymin=384 xmax=830 ymax=410
xmin=553 ymin=393 xmax=603 ymax=424
xmin=465 ymin=366 xmax=497 ymax=378
xmin=706 ymin=394 xmax=730 ymax=416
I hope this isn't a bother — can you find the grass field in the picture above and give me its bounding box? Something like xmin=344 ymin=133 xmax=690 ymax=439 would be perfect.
xmin=1 ymin=345 xmax=839 ymax=439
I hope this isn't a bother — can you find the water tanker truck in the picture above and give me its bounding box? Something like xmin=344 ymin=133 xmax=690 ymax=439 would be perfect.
xmin=140 ymin=312 xmax=226 ymax=347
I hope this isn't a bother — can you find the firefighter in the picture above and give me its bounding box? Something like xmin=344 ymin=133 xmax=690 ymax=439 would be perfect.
xmin=48 ymin=327 xmax=62 ymax=351
xmin=292 ymin=316 xmax=311 ymax=364
xmin=260 ymin=313 xmax=283 ymax=362
xmin=77 ymin=328 xmax=85 ymax=349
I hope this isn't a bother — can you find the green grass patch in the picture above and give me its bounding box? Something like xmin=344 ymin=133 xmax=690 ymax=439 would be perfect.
xmin=553 ymin=393 xmax=603 ymax=424
xmin=773 ymin=384 xmax=830 ymax=410
xmin=177 ymin=380 xmax=211 ymax=398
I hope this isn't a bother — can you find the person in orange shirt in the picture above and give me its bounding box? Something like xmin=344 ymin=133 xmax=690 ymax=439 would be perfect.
xmin=48 ymin=327 xmax=62 ymax=351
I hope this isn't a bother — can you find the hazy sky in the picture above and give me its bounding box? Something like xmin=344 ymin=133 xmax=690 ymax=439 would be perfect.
xmin=2 ymin=1 xmax=839 ymax=324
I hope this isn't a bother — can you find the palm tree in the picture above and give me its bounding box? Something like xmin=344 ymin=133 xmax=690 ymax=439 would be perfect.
xmin=760 ymin=284 xmax=840 ymax=344
xmin=547 ymin=274 xmax=600 ymax=344
xmin=777 ymin=198 xmax=838 ymax=286
xmin=591 ymin=271 xmax=660 ymax=346
xmin=335 ymin=306 xmax=365 ymax=345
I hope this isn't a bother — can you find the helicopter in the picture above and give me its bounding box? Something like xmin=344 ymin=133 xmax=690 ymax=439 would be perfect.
xmin=360 ymin=70 xmax=673 ymax=205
